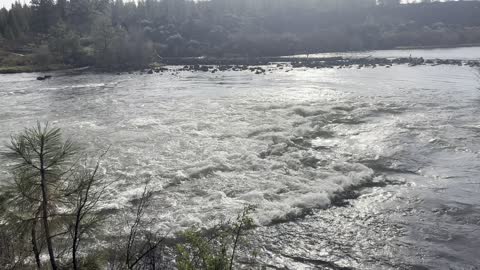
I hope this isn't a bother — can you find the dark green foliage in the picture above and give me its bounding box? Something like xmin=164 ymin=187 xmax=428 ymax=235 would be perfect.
xmin=2 ymin=123 xmax=78 ymax=270
xmin=30 ymin=0 xmax=56 ymax=33
xmin=0 ymin=3 xmax=29 ymax=40
xmin=91 ymin=16 xmax=155 ymax=69
xmin=48 ymin=21 xmax=81 ymax=64
xmin=0 ymin=0 xmax=480 ymax=70
xmin=0 ymin=123 xmax=113 ymax=270
xmin=176 ymin=206 xmax=256 ymax=270
xmin=79 ymin=255 xmax=104 ymax=270
xmin=0 ymin=1 xmax=480 ymax=71
xmin=32 ymin=44 xmax=54 ymax=67
xmin=0 ymin=224 xmax=30 ymax=270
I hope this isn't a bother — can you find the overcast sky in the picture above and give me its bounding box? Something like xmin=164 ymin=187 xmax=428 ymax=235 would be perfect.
xmin=1 ymin=0 xmax=14 ymax=8
xmin=1 ymin=0 xmax=26 ymax=9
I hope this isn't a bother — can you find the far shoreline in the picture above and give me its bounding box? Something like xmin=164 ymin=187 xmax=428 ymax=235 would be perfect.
xmin=393 ymin=43 xmax=480 ymax=50
xmin=2 ymin=45 xmax=480 ymax=75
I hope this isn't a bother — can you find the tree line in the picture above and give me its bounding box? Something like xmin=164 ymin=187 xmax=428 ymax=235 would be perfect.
xmin=1 ymin=0 xmax=480 ymax=70
xmin=0 ymin=123 xmax=256 ymax=269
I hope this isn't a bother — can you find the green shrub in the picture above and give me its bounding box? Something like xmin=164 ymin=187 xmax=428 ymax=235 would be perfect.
xmin=176 ymin=206 xmax=256 ymax=270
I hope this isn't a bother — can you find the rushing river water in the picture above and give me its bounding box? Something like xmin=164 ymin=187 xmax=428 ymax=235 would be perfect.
xmin=1 ymin=50 xmax=480 ymax=269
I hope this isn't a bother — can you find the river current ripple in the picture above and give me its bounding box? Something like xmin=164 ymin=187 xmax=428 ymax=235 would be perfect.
xmin=1 ymin=63 xmax=479 ymax=269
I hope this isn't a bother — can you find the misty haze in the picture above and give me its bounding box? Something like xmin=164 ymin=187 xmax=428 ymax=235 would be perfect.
xmin=1 ymin=0 xmax=480 ymax=270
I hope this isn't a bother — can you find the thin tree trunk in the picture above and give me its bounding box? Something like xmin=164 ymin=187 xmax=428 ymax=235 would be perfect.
xmin=31 ymin=209 xmax=42 ymax=270
xmin=39 ymin=137 xmax=58 ymax=270
xmin=229 ymin=224 xmax=242 ymax=270
xmin=72 ymin=157 xmax=102 ymax=270
xmin=72 ymin=196 xmax=83 ymax=270
xmin=72 ymin=222 xmax=79 ymax=270
xmin=40 ymin=172 xmax=57 ymax=270
xmin=72 ymin=226 xmax=79 ymax=270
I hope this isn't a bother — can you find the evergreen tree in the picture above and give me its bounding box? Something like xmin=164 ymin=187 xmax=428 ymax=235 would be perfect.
xmin=30 ymin=0 xmax=56 ymax=33
xmin=57 ymin=0 xmax=66 ymax=21
xmin=0 ymin=0 xmax=479 ymax=68
xmin=4 ymin=25 xmax=15 ymax=40
xmin=4 ymin=123 xmax=77 ymax=270
xmin=48 ymin=21 xmax=81 ymax=64
xmin=68 ymin=0 xmax=95 ymax=33
xmin=2 ymin=124 xmax=114 ymax=270
xmin=0 ymin=8 xmax=8 ymax=36
xmin=7 ymin=11 xmax=19 ymax=38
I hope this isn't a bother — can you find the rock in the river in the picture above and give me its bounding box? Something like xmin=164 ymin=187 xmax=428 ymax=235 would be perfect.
xmin=37 ymin=75 xmax=52 ymax=81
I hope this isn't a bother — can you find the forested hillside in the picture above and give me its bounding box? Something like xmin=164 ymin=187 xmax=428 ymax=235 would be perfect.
xmin=1 ymin=0 xmax=480 ymax=70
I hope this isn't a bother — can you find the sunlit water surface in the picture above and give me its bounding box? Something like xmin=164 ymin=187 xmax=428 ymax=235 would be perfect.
xmin=297 ymin=46 xmax=480 ymax=60
xmin=0 ymin=62 xmax=479 ymax=269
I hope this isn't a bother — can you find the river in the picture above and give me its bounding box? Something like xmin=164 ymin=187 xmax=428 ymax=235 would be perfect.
xmin=1 ymin=48 xmax=479 ymax=269
xmin=296 ymin=46 xmax=480 ymax=60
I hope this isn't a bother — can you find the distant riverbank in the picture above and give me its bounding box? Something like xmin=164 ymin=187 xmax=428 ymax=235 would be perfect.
xmin=9 ymin=56 xmax=480 ymax=79
xmin=394 ymin=43 xmax=480 ymax=50
xmin=0 ymin=64 xmax=71 ymax=74
xmin=3 ymin=46 xmax=480 ymax=75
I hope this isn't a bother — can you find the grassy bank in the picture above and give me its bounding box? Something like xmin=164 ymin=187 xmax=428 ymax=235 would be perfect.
xmin=0 ymin=64 xmax=71 ymax=74
xmin=0 ymin=49 xmax=71 ymax=74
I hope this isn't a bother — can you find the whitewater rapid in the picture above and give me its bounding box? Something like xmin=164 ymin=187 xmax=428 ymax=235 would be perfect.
xmin=1 ymin=60 xmax=479 ymax=269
